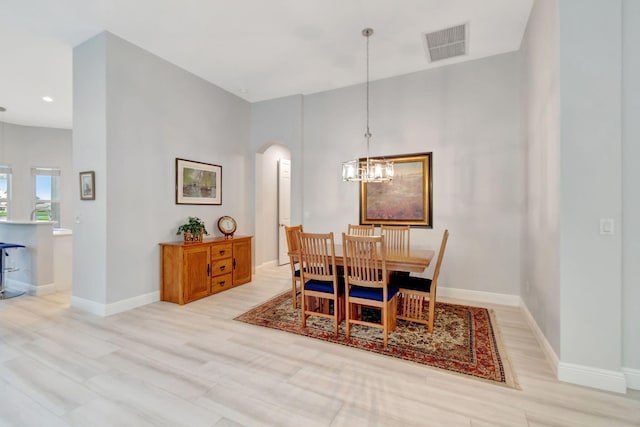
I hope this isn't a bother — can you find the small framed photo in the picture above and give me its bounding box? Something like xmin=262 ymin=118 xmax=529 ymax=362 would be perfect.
xmin=79 ymin=171 xmax=95 ymax=200
xmin=176 ymin=158 xmax=222 ymax=205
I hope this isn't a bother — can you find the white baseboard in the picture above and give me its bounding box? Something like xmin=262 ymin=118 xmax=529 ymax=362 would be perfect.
xmin=558 ymin=362 xmax=627 ymax=394
xmin=256 ymin=259 xmax=279 ymax=271
xmin=71 ymin=291 xmax=160 ymax=317
xmin=520 ymin=299 xmax=559 ymax=376
xmin=6 ymin=279 xmax=56 ymax=296
xmin=438 ymin=286 xmax=520 ymax=307
xmin=622 ymin=367 xmax=640 ymax=391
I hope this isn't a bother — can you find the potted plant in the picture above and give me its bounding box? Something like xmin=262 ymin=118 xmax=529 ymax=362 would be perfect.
xmin=176 ymin=216 xmax=209 ymax=243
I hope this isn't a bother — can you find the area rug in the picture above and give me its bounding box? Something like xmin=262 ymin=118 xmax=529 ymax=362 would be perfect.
xmin=234 ymin=292 xmax=519 ymax=389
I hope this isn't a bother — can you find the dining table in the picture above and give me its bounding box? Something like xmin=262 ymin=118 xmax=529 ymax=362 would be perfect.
xmin=332 ymin=245 xmax=434 ymax=274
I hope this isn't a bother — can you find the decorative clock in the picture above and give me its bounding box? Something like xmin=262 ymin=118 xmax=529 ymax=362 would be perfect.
xmin=217 ymin=216 xmax=237 ymax=238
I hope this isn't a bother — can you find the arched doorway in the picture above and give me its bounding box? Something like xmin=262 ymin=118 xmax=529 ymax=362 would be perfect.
xmin=254 ymin=143 xmax=291 ymax=268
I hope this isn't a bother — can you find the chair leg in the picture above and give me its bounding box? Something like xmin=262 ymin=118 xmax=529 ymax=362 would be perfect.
xmin=301 ymin=292 xmax=307 ymax=329
xmin=345 ymin=301 xmax=351 ymax=339
xmin=292 ymin=280 xmax=297 ymax=308
xmin=427 ymin=298 xmax=435 ymax=334
xmin=382 ymin=304 xmax=388 ymax=347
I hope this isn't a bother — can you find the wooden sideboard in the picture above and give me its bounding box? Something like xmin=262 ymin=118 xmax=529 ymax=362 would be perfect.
xmin=160 ymin=235 xmax=252 ymax=304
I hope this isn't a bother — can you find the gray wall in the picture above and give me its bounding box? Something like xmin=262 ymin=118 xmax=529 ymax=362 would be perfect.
xmin=523 ymin=0 xmax=634 ymax=389
xmin=521 ymin=0 xmax=562 ymax=357
xmin=1 ymin=122 xmax=73 ymax=228
xmin=73 ymin=32 xmax=251 ymax=306
xmin=559 ymin=0 xmax=623 ymax=374
xmin=301 ymin=53 xmax=524 ymax=295
xmin=73 ymin=33 xmax=108 ymax=304
xmin=622 ymin=0 xmax=640 ymax=375
xmin=250 ymin=95 xmax=303 ymax=267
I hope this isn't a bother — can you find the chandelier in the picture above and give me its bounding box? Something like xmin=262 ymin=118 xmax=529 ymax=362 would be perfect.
xmin=342 ymin=28 xmax=394 ymax=183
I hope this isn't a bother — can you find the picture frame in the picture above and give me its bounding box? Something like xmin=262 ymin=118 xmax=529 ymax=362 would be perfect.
xmin=176 ymin=158 xmax=222 ymax=205
xmin=79 ymin=171 xmax=95 ymax=200
xmin=360 ymin=152 xmax=432 ymax=227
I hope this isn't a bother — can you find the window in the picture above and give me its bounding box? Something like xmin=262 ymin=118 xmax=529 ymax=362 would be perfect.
xmin=32 ymin=167 xmax=61 ymax=227
xmin=0 ymin=166 xmax=11 ymax=221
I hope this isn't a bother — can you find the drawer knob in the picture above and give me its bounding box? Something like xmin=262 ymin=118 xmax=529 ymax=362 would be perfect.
xmin=219 ymin=265 xmax=225 ymax=271
xmin=219 ymin=250 xmax=225 ymax=255
xmin=218 ymin=281 xmax=226 ymax=286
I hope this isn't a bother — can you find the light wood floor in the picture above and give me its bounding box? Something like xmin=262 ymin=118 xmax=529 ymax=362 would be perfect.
xmin=1 ymin=265 xmax=638 ymax=426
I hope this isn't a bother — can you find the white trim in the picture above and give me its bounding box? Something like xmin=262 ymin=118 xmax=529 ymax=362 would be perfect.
xmin=256 ymin=259 xmax=279 ymax=271
xmin=622 ymin=367 xmax=640 ymax=390
xmin=71 ymin=291 xmax=160 ymax=317
xmin=71 ymin=295 xmax=107 ymax=316
xmin=558 ymin=362 xmax=627 ymax=394
xmin=520 ymin=298 xmax=559 ymax=376
xmin=437 ymin=286 xmax=520 ymax=306
xmin=6 ymin=279 xmax=56 ymax=296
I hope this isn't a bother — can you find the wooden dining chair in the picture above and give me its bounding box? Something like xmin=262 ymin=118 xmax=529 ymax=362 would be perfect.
xmin=380 ymin=225 xmax=410 ymax=254
xmin=299 ymin=232 xmax=344 ymax=335
xmin=347 ymin=224 xmax=375 ymax=236
xmin=285 ymin=224 xmax=303 ymax=308
xmin=342 ymin=233 xmax=398 ymax=347
xmin=393 ymin=229 xmax=449 ymax=334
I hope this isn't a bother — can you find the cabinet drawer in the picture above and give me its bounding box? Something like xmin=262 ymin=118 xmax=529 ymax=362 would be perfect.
xmin=211 ymin=243 xmax=233 ymax=260
xmin=211 ymin=273 xmax=233 ymax=294
xmin=211 ymin=258 xmax=232 ymax=276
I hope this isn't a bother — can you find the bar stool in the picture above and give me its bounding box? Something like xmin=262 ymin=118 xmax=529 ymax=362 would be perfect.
xmin=0 ymin=243 xmax=26 ymax=299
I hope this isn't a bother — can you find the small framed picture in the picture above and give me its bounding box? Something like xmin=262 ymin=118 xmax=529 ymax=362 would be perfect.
xmin=79 ymin=171 xmax=95 ymax=200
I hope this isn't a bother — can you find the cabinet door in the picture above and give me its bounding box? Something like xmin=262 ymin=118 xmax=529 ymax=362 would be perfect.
xmin=184 ymin=246 xmax=211 ymax=303
xmin=232 ymin=239 xmax=252 ymax=285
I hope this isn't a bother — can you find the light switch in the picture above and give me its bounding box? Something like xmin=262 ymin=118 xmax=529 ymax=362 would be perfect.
xmin=600 ymin=218 xmax=614 ymax=235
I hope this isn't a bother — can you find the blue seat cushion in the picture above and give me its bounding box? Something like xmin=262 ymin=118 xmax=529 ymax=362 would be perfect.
xmin=304 ymin=278 xmax=344 ymax=294
xmin=349 ymin=284 xmax=399 ymax=302
xmin=394 ymin=276 xmax=432 ymax=292
xmin=294 ymin=269 xmax=301 ymax=277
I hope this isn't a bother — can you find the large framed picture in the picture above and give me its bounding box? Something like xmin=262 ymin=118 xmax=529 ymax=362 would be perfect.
xmin=79 ymin=171 xmax=95 ymax=200
xmin=176 ymin=158 xmax=222 ymax=205
xmin=360 ymin=152 xmax=432 ymax=227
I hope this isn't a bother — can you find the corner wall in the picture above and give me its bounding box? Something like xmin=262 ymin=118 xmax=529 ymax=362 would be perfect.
xmin=73 ymin=32 xmax=251 ymax=313
xmin=520 ymin=0 xmax=561 ymax=361
xmin=622 ymin=0 xmax=640 ymax=387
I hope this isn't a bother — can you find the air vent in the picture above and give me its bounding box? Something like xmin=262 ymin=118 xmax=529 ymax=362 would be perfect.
xmin=423 ymin=23 xmax=468 ymax=62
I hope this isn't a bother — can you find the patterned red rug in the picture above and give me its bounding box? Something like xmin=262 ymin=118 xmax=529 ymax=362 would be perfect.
xmin=234 ymin=292 xmax=519 ymax=389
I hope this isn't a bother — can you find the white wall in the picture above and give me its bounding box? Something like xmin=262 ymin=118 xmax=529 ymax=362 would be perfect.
xmin=622 ymin=0 xmax=640 ymax=378
xmin=73 ymin=32 xmax=251 ymax=311
xmin=1 ymin=122 xmax=73 ymax=227
xmin=520 ymin=0 xmax=561 ymax=356
xmin=302 ymin=53 xmax=524 ymax=295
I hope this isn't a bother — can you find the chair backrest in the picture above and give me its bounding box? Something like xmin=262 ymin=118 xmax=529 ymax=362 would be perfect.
xmin=347 ymin=224 xmax=375 ymax=236
xmin=380 ymin=225 xmax=410 ymax=254
xmin=285 ymin=225 xmax=303 ymax=255
xmin=341 ymin=233 xmax=387 ymax=289
xmin=430 ymin=229 xmax=449 ymax=296
xmin=299 ymin=232 xmax=337 ymax=283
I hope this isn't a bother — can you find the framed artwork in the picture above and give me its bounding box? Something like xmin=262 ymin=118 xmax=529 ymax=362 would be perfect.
xmin=176 ymin=158 xmax=222 ymax=205
xmin=79 ymin=171 xmax=95 ymax=200
xmin=360 ymin=152 xmax=432 ymax=227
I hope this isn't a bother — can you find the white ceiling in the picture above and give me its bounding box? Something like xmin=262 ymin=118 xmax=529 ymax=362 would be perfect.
xmin=0 ymin=0 xmax=533 ymax=129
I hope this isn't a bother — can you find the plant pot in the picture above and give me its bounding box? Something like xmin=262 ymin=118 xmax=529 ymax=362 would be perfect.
xmin=183 ymin=231 xmax=203 ymax=243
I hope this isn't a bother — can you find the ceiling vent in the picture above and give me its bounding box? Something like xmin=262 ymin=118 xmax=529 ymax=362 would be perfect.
xmin=423 ymin=23 xmax=468 ymax=62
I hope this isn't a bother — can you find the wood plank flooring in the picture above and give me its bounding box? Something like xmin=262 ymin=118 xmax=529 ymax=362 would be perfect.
xmin=1 ymin=264 xmax=638 ymax=426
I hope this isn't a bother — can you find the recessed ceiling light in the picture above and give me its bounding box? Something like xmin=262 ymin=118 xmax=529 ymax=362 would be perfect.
xmin=42 ymin=96 xmax=53 ymax=102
